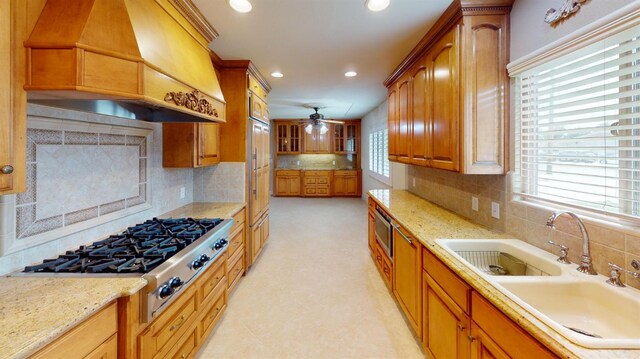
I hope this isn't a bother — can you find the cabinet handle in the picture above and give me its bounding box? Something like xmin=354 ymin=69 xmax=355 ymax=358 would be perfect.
xmin=210 ymin=306 xmax=221 ymax=320
xmin=181 ymin=354 xmax=186 ymax=359
xmin=468 ymin=335 xmax=475 ymax=342
xmin=1 ymin=165 xmax=13 ymax=174
xmin=383 ymin=267 xmax=389 ymax=274
xmin=457 ymin=324 xmax=465 ymax=331
xmin=170 ymin=314 xmax=186 ymax=332
xmin=392 ymin=223 xmax=412 ymax=245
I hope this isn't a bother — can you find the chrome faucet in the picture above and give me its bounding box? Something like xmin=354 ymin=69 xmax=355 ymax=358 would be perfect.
xmin=546 ymin=211 xmax=597 ymax=275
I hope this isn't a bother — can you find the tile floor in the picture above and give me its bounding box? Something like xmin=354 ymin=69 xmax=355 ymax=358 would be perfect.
xmin=196 ymin=197 xmax=424 ymax=358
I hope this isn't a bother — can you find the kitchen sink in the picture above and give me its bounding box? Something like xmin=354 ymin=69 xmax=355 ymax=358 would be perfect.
xmin=435 ymin=238 xmax=640 ymax=349
xmin=436 ymin=239 xmax=563 ymax=277
xmin=498 ymin=279 xmax=640 ymax=349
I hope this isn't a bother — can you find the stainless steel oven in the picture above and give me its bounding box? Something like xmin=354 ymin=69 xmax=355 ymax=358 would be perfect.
xmin=374 ymin=205 xmax=392 ymax=259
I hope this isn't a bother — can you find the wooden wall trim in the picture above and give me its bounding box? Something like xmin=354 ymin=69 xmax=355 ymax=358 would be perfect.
xmin=169 ymin=0 xmax=219 ymax=42
xmin=383 ymin=0 xmax=514 ymax=88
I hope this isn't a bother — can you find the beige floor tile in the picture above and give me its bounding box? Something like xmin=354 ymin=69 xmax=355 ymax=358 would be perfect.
xmin=196 ymin=197 xmax=424 ymax=359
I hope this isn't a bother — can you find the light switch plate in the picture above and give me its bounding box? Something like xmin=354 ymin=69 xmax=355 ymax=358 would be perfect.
xmin=412 ymin=178 xmax=416 ymax=187
xmin=180 ymin=187 xmax=186 ymax=199
xmin=472 ymin=196 xmax=479 ymax=211
xmin=491 ymin=202 xmax=500 ymax=219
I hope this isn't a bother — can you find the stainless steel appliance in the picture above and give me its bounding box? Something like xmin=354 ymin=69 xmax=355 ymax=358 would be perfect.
xmin=19 ymin=217 xmax=233 ymax=322
xmin=374 ymin=205 xmax=393 ymax=259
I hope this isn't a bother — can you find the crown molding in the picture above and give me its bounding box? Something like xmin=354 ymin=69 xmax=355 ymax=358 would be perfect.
xmin=169 ymin=0 xmax=219 ymax=43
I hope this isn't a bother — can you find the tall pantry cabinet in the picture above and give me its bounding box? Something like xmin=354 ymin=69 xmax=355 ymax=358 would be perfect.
xmin=216 ymin=59 xmax=271 ymax=269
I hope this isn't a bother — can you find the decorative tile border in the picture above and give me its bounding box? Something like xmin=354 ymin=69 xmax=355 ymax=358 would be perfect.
xmin=1 ymin=116 xmax=152 ymax=255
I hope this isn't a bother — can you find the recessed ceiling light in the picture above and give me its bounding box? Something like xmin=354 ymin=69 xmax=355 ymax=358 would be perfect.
xmin=271 ymin=72 xmax=284 ymax=78
xmin=345 ymin=71 xmax=358 ymax=77
xmin=365 ymin=0 xmax=390 ymax=12
xmin=227 ymin=0 xmax=252 ymax=13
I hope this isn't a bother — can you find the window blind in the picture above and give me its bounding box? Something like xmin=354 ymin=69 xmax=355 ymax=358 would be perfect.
xmin=515 ymin=23 xmax=640 ymax=218
xmin=369 ymin=129 xmax=390 ymax=180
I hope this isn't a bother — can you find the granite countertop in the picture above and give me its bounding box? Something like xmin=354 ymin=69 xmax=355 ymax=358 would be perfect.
xmin=368 ymin=189 xmax=639 ymax=359
xmin=0 ymin=202 xmax=245 ymax=359
xmin=0 ymin=277 xmax=146 ymax=359
xmin=275 ymin=167 xmax=359 ymax=171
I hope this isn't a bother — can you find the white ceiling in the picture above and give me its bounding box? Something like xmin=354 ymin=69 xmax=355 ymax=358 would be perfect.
xmin=193 ymin=0 xmax=454 ymax=119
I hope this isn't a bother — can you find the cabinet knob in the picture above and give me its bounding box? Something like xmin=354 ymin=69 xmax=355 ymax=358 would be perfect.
xmin=468 ymin=335 xmax=475 ymax=342
xmin=1 ymin=165 xmax=13 ymax=174
xmin=457 ymin=324 xmax=465 ymax=331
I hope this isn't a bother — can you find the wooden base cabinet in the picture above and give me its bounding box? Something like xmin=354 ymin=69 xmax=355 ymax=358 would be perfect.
xmin=274 ymin=170 xmax=301 ymax=196
xmin=392 ymin=221 xmax=422 ymax=337
xmin=251 ymin=211 xmax=270 ymax=264
xmin=302 ymin=170 xmax=331 ymax=197
xmin=31 ymin=302 xmax=118 ymax=359
xmin=332 ymin=170 xmax=361 ymax=197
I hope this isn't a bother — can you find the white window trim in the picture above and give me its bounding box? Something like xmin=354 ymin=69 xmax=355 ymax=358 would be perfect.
xmin=368 ymin=127 xmax=391 ymax=186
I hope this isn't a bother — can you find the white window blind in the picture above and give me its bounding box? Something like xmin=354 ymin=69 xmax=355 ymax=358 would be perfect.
xmin=515 ymin=24 xmax=640 ymax=219
xmin=369 ymin=128 xmax=390 ymax=181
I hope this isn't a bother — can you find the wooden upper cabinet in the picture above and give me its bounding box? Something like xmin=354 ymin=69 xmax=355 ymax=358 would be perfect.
xmin=163 ymin=123 xmax=220 ymax=168
xmin=333 ymin=121 xmax=360 ymax=154
xmin=303 ymin=125 xmax=331 ymax=154
xmin=197 ymin=123 xmax=220 ymax=167
xmin=461 ymin=14 xmax=508 ymax=174
xmin=410 ymin=61 xmax=430 ymax=166
xmin=387 ymin=88 xmax=398 ymax=161
xmin=276 ymin=122 xmax=301 ymax=154
xmin=430 ymin=26 xmax=459 ymax=172
xmin=383 ymin=1 xmax=512 ymax=174
xmin=397 ymin=75 xmax=411 ymax=163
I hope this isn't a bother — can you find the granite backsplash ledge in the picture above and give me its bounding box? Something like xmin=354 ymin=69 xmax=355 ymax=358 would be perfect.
xmin=276 ymin=154 xmax=357 ymax=169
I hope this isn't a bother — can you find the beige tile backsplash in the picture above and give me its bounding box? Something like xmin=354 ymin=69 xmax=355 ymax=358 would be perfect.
xmin=407 ymin=165 xmax=640 ymax=289
xmin=277 ymin=154 xmax=357 ymax=169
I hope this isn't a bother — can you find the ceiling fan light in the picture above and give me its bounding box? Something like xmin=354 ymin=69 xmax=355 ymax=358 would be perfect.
xmin=365 ymin=0 xmax=390 ymax=12
xmin=227 ymin=0 xmax=252 ymax=13
xmin=320 ymin=124 xmax=328 ymax=135
xmin=305 ymin=124 xmax=313 ymax=134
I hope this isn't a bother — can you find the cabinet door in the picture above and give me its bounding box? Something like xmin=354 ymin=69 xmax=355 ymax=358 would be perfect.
xmin=276 ymin=123 xmax=288 ymax=153
xmin=334 ymin=124 xmax=345 ymax=153
xmin=260 ymin=212 xmax=270 ymax=246
xmin=275 ymin=175 xmax=288 ymax=196
xmin=345 ymin=123 xmax=358 ymax=154
xmin=392 ymin=222 xmax=422 ymax=336
xmin=410 ymin=63 xmax=430 ymax=166
xmin=303 ymin=124 xmax=316 ymax=153
xmin=368 ymin=211 xmax=376 ymax=253
xmin=470 ymin=322 xmax=509 ymax=359
xmin=197 ymin=123 xmax=220 ymax=167
xmin=429 ymin=26 xmax=459 ymax=171
xmin=387 ymin=88 xmax=398 ymax=161
xmin=397 ymin=76 xmax=411 ymax=162
xmin=250 ymin=122 xmax=262 ymax=222
xmin=333 ymin=175 xmax=346 ymax=195
xmin=84 ymin=334 xmax=117 ymax=359
xmin=423 ymin=272 xmax=469 ymax=359
xmin=345 ymin=176 xmax=357 ymax=195
xmin=316 ymin=125 xmax=331 ymax=153
xmin=289 ymin=124 xmax=300 ymax=153
xmin=251 ymin=219 xmax=262 ymax=262
xmin=289 ymin=175 xmax=300 ymax=195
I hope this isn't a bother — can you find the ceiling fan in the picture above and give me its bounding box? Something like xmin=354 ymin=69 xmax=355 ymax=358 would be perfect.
xmin=307 ymin=107 xmax=345 ymax=126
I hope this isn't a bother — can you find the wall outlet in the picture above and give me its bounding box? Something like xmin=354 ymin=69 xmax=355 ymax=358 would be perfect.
xmin=471 ymin=196 xmax=479 ymax=211
xmin=296 ymin=160 xmax=300 ymax=166
xmin=412 ymin=178 xmax=416 ymax=187
xmin=332 ymin=160 xmax=336 ymax=165
xmin=180 ymin=187 xmax=186 ymax=199
xmin=491 ymin=202 xmax=500 ymax=219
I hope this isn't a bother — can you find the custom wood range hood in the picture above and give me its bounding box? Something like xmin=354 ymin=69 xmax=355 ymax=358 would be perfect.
xmin=24 ymin=0 xmax=225 ymax=123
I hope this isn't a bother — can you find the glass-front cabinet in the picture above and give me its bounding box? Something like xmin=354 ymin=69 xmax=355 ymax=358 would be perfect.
xmin=334 ymin=122 xmax=359 ymax=154
xmin=276 ymin=122 xmax=300 ymax=154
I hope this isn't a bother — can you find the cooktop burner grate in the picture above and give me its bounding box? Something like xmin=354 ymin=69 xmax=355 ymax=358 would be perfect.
xmin=23 ymin=217 xmax=223 ymax=274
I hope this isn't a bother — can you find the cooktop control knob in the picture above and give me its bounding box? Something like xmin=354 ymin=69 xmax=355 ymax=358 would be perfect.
xmin=199 ymin=254 xmax=211 ymax=263
xmin=219 ymin=238 xmax=228 ymax=245
xmin=169 ymin=276 xmax=184 ymax=289
xmin=214 ymin=242 xmax=223 ymax=250
xmin=191 ymin=259 xmax=203 ymax=270
xmin=158 ymin=285 xmax=174 ymax=299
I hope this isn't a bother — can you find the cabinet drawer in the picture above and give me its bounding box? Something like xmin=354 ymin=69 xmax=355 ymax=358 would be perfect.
xmin=227 ymin=250 xmax=244 ymax=291
xmin=334 ymin=170 xmax=357 ymax=176
xmin=198 ymin=256 xmax=227 ymax=306
xmin=316 ymin=187 xmax=329 ymax=195
xmin=228 ymin=225 xmax=244 ymax=260
xmin=199 ymin=286 xmax=227 ymax=343
xmin=275 ymin=170 xmax=299 ymax=176
xmin=317 ymin=177 xmax=329 ymax=184
xmin=471 ymin=292 xmax=557 ymax=359
xmin=230 ymin=208 xmax=245 ymax=235
xmin=381 ymin=257 xmax=392 ymax=284
xmin=304 ymin=170 xmax=330 ymax=176
xmin=249 ymin=76 xmax=268 ymax=100
xmin=84 ymin=334 xmax=117 ymax=359
xmin=167 ymin=325 xmax=198 ymax=359
xmin=32 ymin=302 xmax=118 ymax=359
xmin=305 ymin=187 xmax=317 ymax=195
xmin=304 ymin=177 xmax=317 ymax=185
xmin=423 ymin=249 xmax=470 ymax=313
xmin=139 ymin=288 xmax=197 ymax=358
